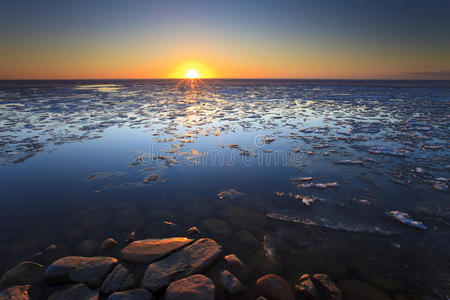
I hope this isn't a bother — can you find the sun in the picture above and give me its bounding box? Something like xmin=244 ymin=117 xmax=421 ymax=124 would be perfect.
xmin=185 ymin=69 xmax=200 ymax=79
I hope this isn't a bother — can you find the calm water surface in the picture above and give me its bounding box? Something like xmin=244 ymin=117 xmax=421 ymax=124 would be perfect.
xmin=0 ymin=80 xmax=449 ymax=298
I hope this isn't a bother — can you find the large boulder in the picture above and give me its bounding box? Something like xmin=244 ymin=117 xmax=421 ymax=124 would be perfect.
xmin=100 ymin=264 xmax=135 ymax=294
xmin=107 ymin=289 xmax=152 ymax=300
xmin=141 ymin=238 xmax=222 ymax=292
xmin=0 ymin=261 xmax=43 ymax=285
xmin=312 ymin=274 xmax=341 ymax=300
xmin=47 ymin=283 xmax=98 ymax=300
xmin=164 ymin=274 xmax=215 ymax=300
xmin=121 ymin=238 xmax=193 ymax=264
xmin=0 ymin=285 xmax=32 ymax=300
xmin=44 ymin=256 xmax=118 ymax=287
xmin=256 ymin=274 xmax=295 ymax=300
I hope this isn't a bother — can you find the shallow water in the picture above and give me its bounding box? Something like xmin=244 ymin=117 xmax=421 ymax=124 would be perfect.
xmin=0 ymin=79 xmax=449 ymax=298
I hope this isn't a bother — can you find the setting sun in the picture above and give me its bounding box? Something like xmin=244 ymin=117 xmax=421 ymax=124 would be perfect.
xmin=185 ymin=69 xmax=200 ymax=79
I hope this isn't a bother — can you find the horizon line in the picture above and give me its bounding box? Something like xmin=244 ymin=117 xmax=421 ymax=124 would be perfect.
xmin=1 ymin=77 xmax=449 ymax=81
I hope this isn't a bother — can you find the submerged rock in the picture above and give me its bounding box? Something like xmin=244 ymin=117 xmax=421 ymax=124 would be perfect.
xmin=256 ymin=274 xmax=295 ymax=300
xmin=312 ymin=274 xmax=341 ymax=300
xmin=100 ymin=264 xmax=135 ymax=294
xmin=48 ymin=283 xmax=99 ymax=300
xmin=44 ymin=256 xmax=118 ymax=286
xmin=165 ymin=274 xmax=215 ymax=300
xmin=0 ymin=261 xmax=43 ymax=285
xmin=0 ymin=285 xmax=32 ymax=300
xmin=236 ymin=230 xmax=259 ymax=248
xmin=77 ymin=240 xmax=100 ymax=256
xmin=141 ymin=238 xmax=222 ymax=292
xmin=107 ymin=289 xmax=152 ymax=300
xmin=338 ymin=279 xmax=391 ymax=300
xmin=100 ymin=238 xmax=118 ymax=252
xmin=202 ymin=219 xmax=232 ymax=236
xmin=223 ymin=206 xmax=266 ymax=230
xmin=121 ymin=237 xmax=193 ymax=264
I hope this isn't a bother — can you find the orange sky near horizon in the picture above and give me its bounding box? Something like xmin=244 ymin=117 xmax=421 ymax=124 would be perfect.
xmin=1 ymin=1 xmax=449 ymax=80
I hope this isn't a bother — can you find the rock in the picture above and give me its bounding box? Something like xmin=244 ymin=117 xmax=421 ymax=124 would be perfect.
xmin=0 ymin=285 xmax=32 ymax=300
xmin=121 ymin=237 xmax=193 ymax=264
xmin=202 ymin=219 xmax=232 ymax=236
xmin=366 ymin=274 xmax=405 ymax=293
xmin=0 ymin=261 xmax=43 ymax=285
xmin=187 ymin=227 xmax=200 ymax=235
xmin=256 ymin=274 xmax=295 ymax=300
xmin=224 ymin=254 xmax=244 ymax=270
xmin=338 ymin=279 xmax=391 ymax=300
xmin=141 ymin=238 xmax=222 ymax=292
xmin=77 ymin=240 xmax=100 ymax=256
xmin=295 ymin=274 xmax=316 ymax=300
xmin=100 ymin=238 xmax=118 ymax=252
xmin=44 ymin=256 xmax=118 ymax=286
xmin=165 ymin=274 xmax=215 ymax=300
xmin=46 ymin=244 xmax=57 ymax=253
xmin=223 ymin=206 xmax=266 ymax=230
xmin=100 ymin=264 xmax=135 ymax=294
xmin=107 ymin=289 xmax=152 ymax=300
xmin=256 ymin=297 xmax=267 ymax=300
xmin=217 ymin=270 xmax=246 ymax=296
xmin=236 ymin=230 xmax=259 ymax=248
xmin=48 ymin=283 xmax=98 ymax=300
xmin=312 ymin=274 xmax=341 ymax=300
xmin=125 ymin=231 xmax=135 ymax=244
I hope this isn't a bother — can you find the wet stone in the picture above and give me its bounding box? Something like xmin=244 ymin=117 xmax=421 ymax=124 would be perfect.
xmin=121 ymin=237 xmax=193 ymax=264
xmin=100 ymin=264 xmax=135 ymax=294
xmin=100 ymin=238 xmax=118 ymax=252
xmin=141 ymin=238 xmax=222 ymax=292
xmin=48 ymin=283 xmax=99 ymax=300
xmin=295 ymin=274 xmax=317 ymax=300
xmin=107 ymin=289 xmax=152 ymax=300
xmin=217 ymin=270 xmax=246 ymax=296
xmin=44 ymin=256 xmax=118 ymax=286
xmin=256 ymin=274 xmax=295 ymax=300
xmin=0 ymin=261 xmax=43 ymax=285
xmin=164 ymin=274 xmax=215 ymax=300
xmin=187 ymin=226 xmax=200 ymax=235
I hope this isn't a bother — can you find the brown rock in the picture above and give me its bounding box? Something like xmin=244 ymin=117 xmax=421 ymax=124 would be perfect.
xmin=141 ymin=238 xmax=222 ymax=292
xmin=48 ymin=283 xmax=98 ymax=300
xmin=165 ymin=274 xmax=215 ymax=300
xmin=312 ymin=274 xmax=342 ymax=300
xmin=121 ymin=237 xmax=193 ymax=264
xmin=256 ymin=274 xmax=295 ymax=300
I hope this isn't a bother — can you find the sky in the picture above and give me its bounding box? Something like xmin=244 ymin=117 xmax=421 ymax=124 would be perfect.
xmin=0 ymin=0 xmax=449 ymax=79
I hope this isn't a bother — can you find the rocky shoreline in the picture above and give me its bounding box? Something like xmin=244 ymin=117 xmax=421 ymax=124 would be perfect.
xmin=0 ymin=235 xmax=418 ymax=300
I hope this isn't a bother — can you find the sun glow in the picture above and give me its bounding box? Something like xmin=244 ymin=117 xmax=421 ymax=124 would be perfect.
xmin=185 ymin=69 xmax=200 ymax=79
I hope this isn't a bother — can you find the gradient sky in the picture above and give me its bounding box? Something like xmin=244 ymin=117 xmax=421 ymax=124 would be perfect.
xmin=1 ymin=0 xmax=449 ymax=79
